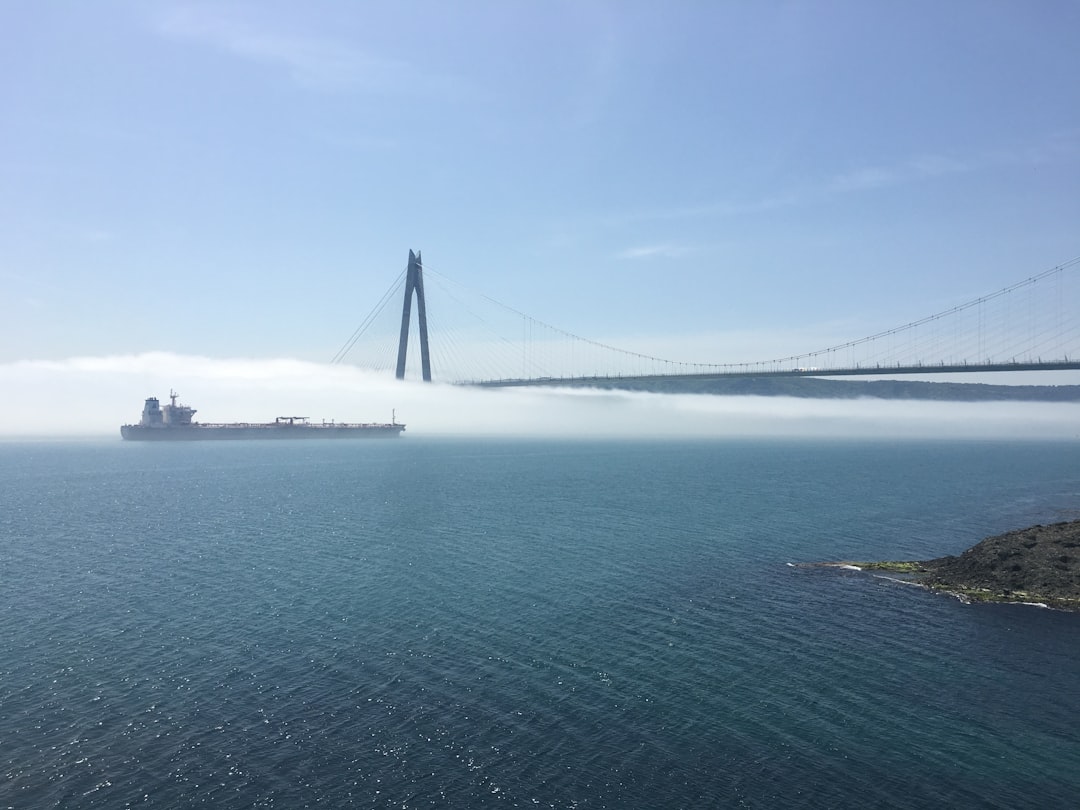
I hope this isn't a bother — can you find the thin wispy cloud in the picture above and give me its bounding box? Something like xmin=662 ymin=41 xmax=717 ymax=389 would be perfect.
xmin=157 ymin=8 xmax=471 ymax=98
xmin=988 ymin=127 xmax=1080 ymax=168
xmin=616 ymin=244 xmax=693 ymax=260
xmin=826 ymin=166 xmax=902 ymax=194
xmin=609 ymin=152 xmax=969 ymax=226
xmin=907 ymin=153 xmax=971 ymax=177
xmin=824 ymin=130 xmax=1079 ymax=196
xmin=306 ymin=129 xmax=399 ymax=152
xmin=597 ymin=192 xmax=802 ymax=228
xmin=827 ymin=132 xmax=1077 ymax=197
xmin=75 ymin=227 xmax=115 ymax=243
xmin=597 ymin=129 xmax=1073 ymax=230
xmin=828 ymin=153 xmax=971 ymax=194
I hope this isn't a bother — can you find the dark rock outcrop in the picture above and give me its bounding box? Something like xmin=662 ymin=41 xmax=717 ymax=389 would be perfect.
xmin=824 ymin=520 xmax=1080 ymax=609
xmin=919 ymin=520 xmax=1080 ymax=605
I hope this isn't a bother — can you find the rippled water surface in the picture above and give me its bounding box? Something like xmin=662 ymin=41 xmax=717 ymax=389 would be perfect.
xmin=2 ymin=438 xmax=1080 ymax=808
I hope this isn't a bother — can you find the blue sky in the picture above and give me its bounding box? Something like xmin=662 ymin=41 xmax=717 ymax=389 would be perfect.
xmin=2 ymin=2 xmax=1079 ymax=389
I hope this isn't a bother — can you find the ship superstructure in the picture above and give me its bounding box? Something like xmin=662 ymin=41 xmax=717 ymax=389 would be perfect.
xmin=136 ymin=390 xmax=197 ymax=429
xmin=121 ymin=391 xmax=404 ymax=440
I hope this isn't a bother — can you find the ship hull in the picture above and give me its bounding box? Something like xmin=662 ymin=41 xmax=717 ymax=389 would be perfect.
xmin=120 ymin=424 xmax=405 ymax=441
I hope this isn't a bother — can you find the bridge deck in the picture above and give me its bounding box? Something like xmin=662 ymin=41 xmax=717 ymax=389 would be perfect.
xmin=466 ymin=361 xmax=1080 ymax=387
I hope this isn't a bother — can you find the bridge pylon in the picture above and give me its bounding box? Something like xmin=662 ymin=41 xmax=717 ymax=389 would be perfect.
xmin=395 ymin=249 xmax=432 ymax=381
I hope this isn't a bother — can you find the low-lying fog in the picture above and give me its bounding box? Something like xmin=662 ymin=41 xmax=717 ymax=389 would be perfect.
xmin=2 ymin=353 xmax=1078 ymax=440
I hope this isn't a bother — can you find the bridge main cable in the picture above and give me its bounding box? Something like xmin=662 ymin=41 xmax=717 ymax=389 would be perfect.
xmin=422 ymin=264 xmax=705 ymax=373
xmin=442 ymin=253 xmax=1080 ymax=383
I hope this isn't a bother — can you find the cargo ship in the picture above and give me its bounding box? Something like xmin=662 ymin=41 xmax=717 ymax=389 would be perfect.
xmin=120 ymin=391 xmax=405 ymax=441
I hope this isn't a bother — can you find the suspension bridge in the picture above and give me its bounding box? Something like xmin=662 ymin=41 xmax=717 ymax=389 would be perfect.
xmin=332 ymin=252 xmax=1080 ymax=386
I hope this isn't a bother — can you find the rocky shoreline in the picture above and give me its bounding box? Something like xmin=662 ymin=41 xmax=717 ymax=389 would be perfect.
xmin=822 ymin=520 xmax=1080 ymax=611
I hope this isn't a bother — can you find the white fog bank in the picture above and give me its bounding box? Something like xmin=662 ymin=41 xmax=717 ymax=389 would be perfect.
xmin=1 ymin=353 xmax=1078 ymax=440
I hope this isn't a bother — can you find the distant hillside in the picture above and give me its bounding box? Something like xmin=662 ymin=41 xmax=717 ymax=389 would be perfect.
xmin=566 ymin=377 xmax=1080 ymax=402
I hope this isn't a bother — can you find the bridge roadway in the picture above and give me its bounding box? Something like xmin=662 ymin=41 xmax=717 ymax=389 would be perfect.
xmin=466 ymin=360 xmax=1080 ymax=388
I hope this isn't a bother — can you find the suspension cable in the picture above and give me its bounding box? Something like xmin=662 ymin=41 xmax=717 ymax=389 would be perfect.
xmin=330 ymin=268 xmax=407 ymax=364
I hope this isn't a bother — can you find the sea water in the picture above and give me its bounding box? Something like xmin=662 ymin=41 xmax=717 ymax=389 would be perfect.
xmin=2 ymin=438 xmax=1079 ymax=808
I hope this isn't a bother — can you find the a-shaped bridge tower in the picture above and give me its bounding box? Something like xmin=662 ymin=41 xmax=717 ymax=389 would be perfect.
xmin=395 ymin=249 xmax=432 ymax=381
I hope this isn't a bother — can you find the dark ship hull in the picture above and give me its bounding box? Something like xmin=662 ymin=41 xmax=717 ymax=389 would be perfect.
xmin=120 ymin=391 xmax=404 ymax=441
xmin=121 ymin=423 xmax=404 ymax=440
